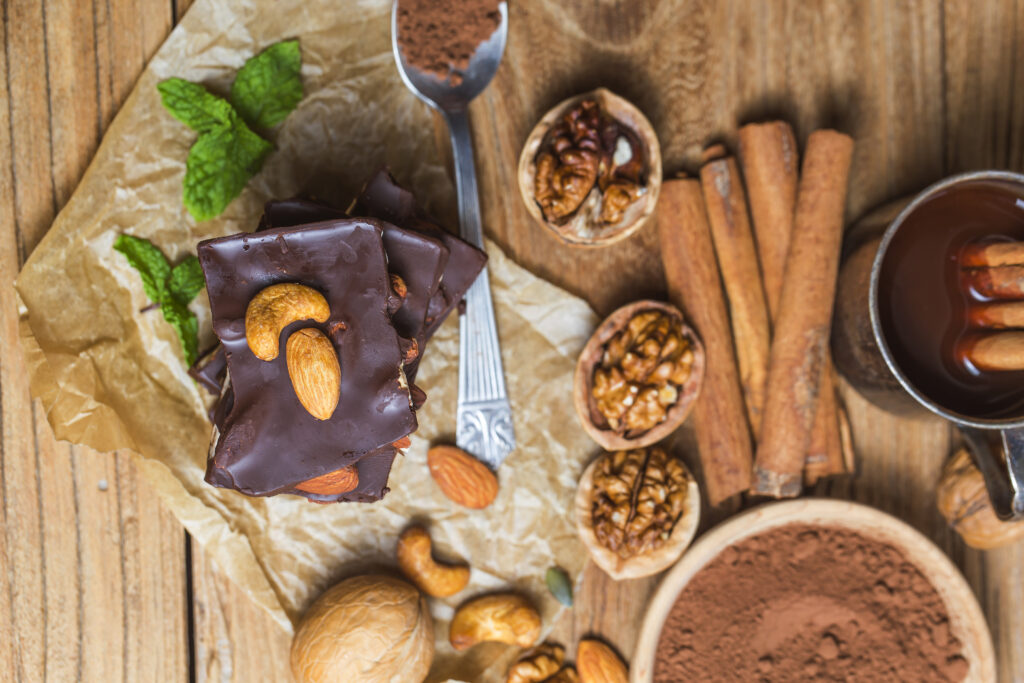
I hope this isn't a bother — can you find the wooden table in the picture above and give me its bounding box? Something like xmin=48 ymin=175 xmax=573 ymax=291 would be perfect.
xmin=2 ymin=1 xmax=1023 ymax=680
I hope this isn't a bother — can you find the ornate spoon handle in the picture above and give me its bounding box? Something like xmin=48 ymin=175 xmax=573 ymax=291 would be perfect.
xmin=446 ymin=108 xmax=514 ymax=469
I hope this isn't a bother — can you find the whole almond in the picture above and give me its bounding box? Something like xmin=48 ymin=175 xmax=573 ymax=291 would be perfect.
xmin=286 ymin=327 xmax=341 ymax=421
xmin=577 ymin=640 xmax=628 ymax=683
xmin=294 ymin=465 xmax=358 ymax=496
xmin=427 ymin=445 xmax=498 ymax=509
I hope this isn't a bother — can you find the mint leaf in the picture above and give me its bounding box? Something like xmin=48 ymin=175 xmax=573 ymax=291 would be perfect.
xmin=182 ymin=116 xmax=272 ymax=221
xmin=168 ymin=256 xmax=205 ymax=305
xmin=229 ymin=40 xmax=302 ymax=129
xmin=114 ymin=234 xmax=171 ymax=303
xmin=157 ymin=78 xmax=235 ymax=133
xmin=160 ymin=299 xmax=199 ymax=366
xmin=115 ymin=235 xmax=204 ymax=366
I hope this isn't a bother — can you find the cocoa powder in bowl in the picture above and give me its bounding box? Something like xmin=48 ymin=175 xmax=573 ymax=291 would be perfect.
xmin=396 ymin=0 xmax=502 ymax=84
xmin=655 ymin=524 xmax=970 ymax=682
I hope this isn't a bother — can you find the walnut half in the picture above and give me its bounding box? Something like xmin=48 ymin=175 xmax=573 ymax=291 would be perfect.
xmin=592 ymin=309 xmax=695 ymax=436
xmin=573 ymin=300 xmax=705 ymax=452
xmin=519 ymin=88 xmax=662 ymax=247
xmin=590 ymin=447 xmax=690 ymax=560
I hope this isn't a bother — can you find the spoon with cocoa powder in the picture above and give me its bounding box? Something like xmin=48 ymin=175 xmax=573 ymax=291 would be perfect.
xmin=392 ymin=1 xmax=515 ymax=469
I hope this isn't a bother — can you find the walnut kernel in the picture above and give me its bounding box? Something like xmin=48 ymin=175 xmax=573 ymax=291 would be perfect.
xmin=591 ymin=447 xmax=691 ymax=560
xmin=533 ymin=99 xmax=644 ymax=228
xmin=592 ymin=310 xmax=694 ymax=436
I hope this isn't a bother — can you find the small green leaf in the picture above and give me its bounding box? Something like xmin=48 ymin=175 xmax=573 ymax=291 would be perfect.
xmin=229 ymin=39 xmax=303 ymax=129
xmin=182 ymin=116 xmax=273 ymax=221
xmin=545 ymin=567 xmax=573 ymax=607
xmin=114 ymin=234 xmax=171 ymax=303
xmin=157 ymin=78 xmax=235 ymax=133
xmin=168 ymin=256 xmax=205 ymax=305
xmin=160 ymin=299 xmax=199 ymax=366
xmin=115 ymin=234 xmax=202 ymax=366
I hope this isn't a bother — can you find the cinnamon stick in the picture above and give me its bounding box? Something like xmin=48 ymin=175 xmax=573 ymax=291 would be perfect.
xmin=965 ymin=266 xmax=1024 ymax=299
xmin=960 ymin=332 xmax=1024 ymax=371
xmin=658 ymin=177 xmax=754 ymax=505
xmin=701 ymin=155 xmax=772 ymax=437
xmin=969 ymin=301 xmax=1024 ymax=328
xmin=740 ymin=122 xmax=847 ymax=482
xmin=753 ymin=130 xmax=854 ymax=498
xmin=961 ymin=241 xmax=1024 ymax=268
xmin=803 ymin=360 xmax=843 ymax=486
xmin=738 ymin=121 xmax=799 ymax=318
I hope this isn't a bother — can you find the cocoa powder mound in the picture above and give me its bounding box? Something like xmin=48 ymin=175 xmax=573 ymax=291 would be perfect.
xmin=396 ymin=0 xmax=501 ymax=84
xmin=655 ymin=524 xmax=970 ymax=682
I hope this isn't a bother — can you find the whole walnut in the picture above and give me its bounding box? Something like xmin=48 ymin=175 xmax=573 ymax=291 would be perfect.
xmin=937 ymin=448 xmax=1024 ymax=549
xmin=290 ymin=575 xmax=434 ymax=683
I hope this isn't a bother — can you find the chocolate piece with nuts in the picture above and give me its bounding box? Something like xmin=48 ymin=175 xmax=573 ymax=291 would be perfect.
xmin=198 ymin=218 xmax=417 ymax=496
xmin=354 ymin=168 xmax=488 ymax=342
xmin=258 ymin=194 xmax=450 ymax=375
xmin=592 ymin=310 xmax=695 ymax=436
xmin=591 ymin=447 xmax=691 ymax=560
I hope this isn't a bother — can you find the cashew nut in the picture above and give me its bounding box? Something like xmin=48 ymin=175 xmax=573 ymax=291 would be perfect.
xmin=245 ymin=283 xmax=330 ymax=361
xmin=396 ymin=526 xmax=470 ymax=598
xmin=286 ymin=328 xmax=341 ymax=421
xmin=449 ymin=593 xmax=541 ymax=651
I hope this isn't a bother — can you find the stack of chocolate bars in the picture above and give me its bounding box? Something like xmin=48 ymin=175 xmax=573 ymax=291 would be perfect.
xmin=190 ymin=169 xmax=487 ymax=503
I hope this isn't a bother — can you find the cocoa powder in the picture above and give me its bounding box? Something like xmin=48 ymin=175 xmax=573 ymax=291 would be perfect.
xmin=396 ymin=0 xmax=502 ymax=84
xmin=655 ymin=524 xmax=970 ymax=682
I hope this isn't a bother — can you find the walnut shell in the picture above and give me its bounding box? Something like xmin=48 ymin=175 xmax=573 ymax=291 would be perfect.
xmin=573 ymin=301 xmax=704 ymax=450
xmin=937 ymin=448 xmax=1024 ymax=549
xmin=518 ymin=88 xmax=662 ymax=248
xmin=290 ymin=575 xmax=434 ymax=683
xmin=574 ymin=450 xmax=700 ymax=580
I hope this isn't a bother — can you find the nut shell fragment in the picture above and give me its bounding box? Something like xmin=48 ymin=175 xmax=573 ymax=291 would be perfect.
xmin=449 ymin=593 xmax=542 ymax=651
xmin=397 ymin=526 xmax=470 ymax=598
xmin=245 ymin=283 xmax=330 ymax=361
xmin=290 ymin=575 xmax=433 ymax=683
xmin=427 ymin=444 xmax=499 ymax=509
xmin=286 ymin=328 xmax=341 ymax=421
xmin=937 ymin=447 xmax=1024 ymax=549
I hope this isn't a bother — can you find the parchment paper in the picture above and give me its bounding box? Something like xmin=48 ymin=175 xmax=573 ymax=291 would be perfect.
xmin=14 ymin=0 xmax=600 ymax=679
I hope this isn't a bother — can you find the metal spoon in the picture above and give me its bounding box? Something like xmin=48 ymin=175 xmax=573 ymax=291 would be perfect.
xmin=391 ymin=1 xmax=515 ymax=469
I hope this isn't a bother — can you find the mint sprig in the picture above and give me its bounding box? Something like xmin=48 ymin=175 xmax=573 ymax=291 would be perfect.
xmin=230 ymin=40 xmax=303 ymax=129
xmin=114 ymin=234 xmax=204 ymax=365
xmin=181 ymin=114 xmax=272 ymax=221
xmin=157 ymin=40 xmax=303 ymax=221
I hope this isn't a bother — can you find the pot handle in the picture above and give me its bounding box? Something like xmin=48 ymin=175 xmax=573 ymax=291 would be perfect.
xmin=961 ymin=427 xmax=1024 ymax=520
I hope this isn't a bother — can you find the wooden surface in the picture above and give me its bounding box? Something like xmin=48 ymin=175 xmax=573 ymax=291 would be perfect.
xmin=2 ymin=0 xmax=1023 ymax=681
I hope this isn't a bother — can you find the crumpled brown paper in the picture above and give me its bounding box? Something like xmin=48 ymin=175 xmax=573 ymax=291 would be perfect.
xmin=15 ymin=0 xmax=601 ymax=680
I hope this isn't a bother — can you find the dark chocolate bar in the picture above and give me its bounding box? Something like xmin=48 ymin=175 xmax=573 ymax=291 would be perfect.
xmin=354 ymin=168 xmax=488 ymax=339
xmin=198 ymin=218 xmax=417 ymax=495
xmin=190 ymin=345 xmax=227 ymax=395
xmin=259 ymin=198 xmax=449 ymax=352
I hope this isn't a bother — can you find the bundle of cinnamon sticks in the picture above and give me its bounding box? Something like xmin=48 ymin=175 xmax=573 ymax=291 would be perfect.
xmin=657 ymin=122 xmax=855 ymax=504
xmin=960 ymin=242 xmax=1024 ymax=371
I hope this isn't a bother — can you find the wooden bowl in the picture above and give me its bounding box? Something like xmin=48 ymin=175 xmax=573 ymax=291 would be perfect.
xmin=573 ymin=300 xmax=704 ymax=451
xmin=574 ymin=451 xmax=700 ymax=581
xmin=631 ymin=499 xmax=997 ymax=683
xmin=517 ymin=88 xmax=662 ymax=247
